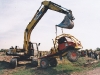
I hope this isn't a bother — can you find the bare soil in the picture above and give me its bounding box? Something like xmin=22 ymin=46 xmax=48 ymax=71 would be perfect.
xmin=71 ymin=67 xmax=100 ymax=75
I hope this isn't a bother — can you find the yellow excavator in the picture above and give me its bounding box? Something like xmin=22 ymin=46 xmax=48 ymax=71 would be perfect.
xmin=6 ymin=1 xmax=78 ymax=69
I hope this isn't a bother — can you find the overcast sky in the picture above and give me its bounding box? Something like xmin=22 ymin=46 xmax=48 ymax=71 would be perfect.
xmin=0 ymin=0 xmax=100 ymax=50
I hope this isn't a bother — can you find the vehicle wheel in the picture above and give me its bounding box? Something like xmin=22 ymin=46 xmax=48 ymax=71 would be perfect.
xmin=40 ymin=59 xmax=49 ymax=69
xmin=67 ymin=50 xmax=79 ymax=62
xmin=50 ymin=58 xmax=57 ymax=67
xmin=10 ymin=58 xmax=17 ymax=69
xmin=31 ymin=58 xmax=38 ymax=67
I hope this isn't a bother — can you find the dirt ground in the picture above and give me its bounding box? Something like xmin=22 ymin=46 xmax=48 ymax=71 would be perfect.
xmin=71 ymin=67 xmax=100 ymax=75
xmin=0 ymin=52 xmax=100 ymax=75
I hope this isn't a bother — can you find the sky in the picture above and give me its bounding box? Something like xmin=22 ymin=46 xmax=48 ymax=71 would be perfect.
xmin=0 ymin=0 xmax=100 ymax=51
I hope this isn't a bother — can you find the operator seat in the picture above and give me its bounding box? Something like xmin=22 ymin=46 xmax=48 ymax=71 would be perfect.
xmin=58 ymin=36 xmax=67 ymax=51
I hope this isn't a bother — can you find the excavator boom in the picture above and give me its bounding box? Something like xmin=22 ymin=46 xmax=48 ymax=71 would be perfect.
xmin=23 ymin=1 xmax=75 ymax=54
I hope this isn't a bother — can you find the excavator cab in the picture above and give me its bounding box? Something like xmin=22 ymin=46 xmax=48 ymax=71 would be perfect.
xmin=28 ymin=42 xmax=40 ymax=56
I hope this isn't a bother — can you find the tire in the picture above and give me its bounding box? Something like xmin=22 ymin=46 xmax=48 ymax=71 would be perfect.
xmin=40 ymin=59 xmax=49 ymax=69
xmin=49 ymin=58 xmax=57 ymax=67
xmin=10 ymin=58 xmax=17 ymax=69
xmin=67 ymin=50 xmax=79 ymax=62
xmin=31 ymin=58 xmax=38 ymax=67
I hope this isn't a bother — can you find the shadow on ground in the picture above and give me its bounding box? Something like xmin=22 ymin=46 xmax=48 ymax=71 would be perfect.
xmin=0 ymin=61 xmax=10 ymax=70
xmin=28 ymin=66 xmax=72 ymax=75
xmin=0 ymin=60 xmax=33 ymax=70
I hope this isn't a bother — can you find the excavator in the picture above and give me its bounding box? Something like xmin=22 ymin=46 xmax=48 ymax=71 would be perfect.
xmin=5 ymin=1 xmax=82 ymax=69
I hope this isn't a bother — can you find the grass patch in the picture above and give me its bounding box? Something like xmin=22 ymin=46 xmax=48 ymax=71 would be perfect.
xmin=72 ymin=57 xmax=87 ymax=66
xmin=96 ymin=62 xmax=100 ymax=67
xmin=92 ymin=61 xmax=100 ymax=68
xmin=54 ymin=64 xmax=83 ymax=74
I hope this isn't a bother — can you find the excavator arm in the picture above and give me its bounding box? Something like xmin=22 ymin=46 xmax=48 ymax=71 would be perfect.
xmin=23 ymin=1 xmax=75 ymax=54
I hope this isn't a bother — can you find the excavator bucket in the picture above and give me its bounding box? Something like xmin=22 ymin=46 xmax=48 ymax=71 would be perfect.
xmin=56 ymin=15 xmax=74 ymax=29
xmin=57 ymin=10 xmax=75 ymax=29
